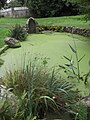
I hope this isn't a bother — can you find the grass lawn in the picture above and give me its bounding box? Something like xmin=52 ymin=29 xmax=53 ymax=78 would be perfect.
xmin=37 ymin=15 xmax=90 ymax=29
xmin=0 ymin=15 xmax=90 ymax=29
xmin=1 ymin=32 xmax=90 ymax=96
xmin=0 ymin=27 xmax=9 ymax=48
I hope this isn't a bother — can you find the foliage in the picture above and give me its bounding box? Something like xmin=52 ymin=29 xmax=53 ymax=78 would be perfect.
xmin=38 ymin=25 xmax=64 ymax=32
xmin=67 ymin=0 xmax=90 ymax=20
xmin=16 ymin=0 xmax=26 ymax=6
xmin=69 ymin=103 xmax=87 ymax=120
xmin=18 ymin=0 xmax=79 ymax=18
xmin=59 ymin=42 xmax=90 ymax=84
xmin=8 ymin=0 xmax=22 ymax=8
xmin=78 ymin=103 xmax=87 ymax=120
xmin=1 ymin=56 xmax=80 ymax=119
xmin=8 ymin=24 xmax=28 ymax=41
xmin=0 ymin=0 xmax=7 ymax=9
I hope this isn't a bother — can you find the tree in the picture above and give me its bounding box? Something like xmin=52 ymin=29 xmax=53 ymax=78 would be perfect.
xmin=16 ymin=0 xmax=25 ymax=6
xmin=8 ymin=0 xmax=22 ymax=7
xmin=0 ymin=0 xmax=7 ymax=9
xmin=67 ymin=0 xmax=90 ymax=20
xmin=26 ymin=0 xmax=79 ymax=18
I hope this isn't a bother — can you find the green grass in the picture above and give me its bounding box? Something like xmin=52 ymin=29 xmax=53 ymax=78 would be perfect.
xmin=37 ymin=15 xmax=90 ymax=29
xmin=0 ymin=15 xmax=89 ymax=29
xmin=0 ymin=18 xmax=26 ymax=25
xmin=0 ymin=27 xmax=9 ymax=48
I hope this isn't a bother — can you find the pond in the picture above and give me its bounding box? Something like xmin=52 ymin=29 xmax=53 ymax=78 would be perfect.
xmin=0 ymin=32 xmax=90 ymax=95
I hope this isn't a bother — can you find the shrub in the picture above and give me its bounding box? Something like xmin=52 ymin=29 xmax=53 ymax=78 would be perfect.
xmin=9 ymin=24 xmax=28 ymax=41
xmin=38 ymin=25 xmax=64 ymax=32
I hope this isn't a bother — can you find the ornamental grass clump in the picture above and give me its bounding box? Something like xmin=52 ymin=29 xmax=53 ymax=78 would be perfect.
xmin=9 ymin=24 xmax=28 ymax=41
xmin=1 ymin=56 xmax=80 ymax=119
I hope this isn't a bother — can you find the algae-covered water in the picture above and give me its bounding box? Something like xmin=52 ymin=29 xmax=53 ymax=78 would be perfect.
xmin=0 ymin=32 xmax=90 ymax=95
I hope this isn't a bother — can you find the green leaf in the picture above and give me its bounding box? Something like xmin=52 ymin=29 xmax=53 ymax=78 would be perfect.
xmin=57 ymin=88 xmax=67 ymax=94
xmin=63 ymin=56 xmax=71 ymax=62
xmin=59 ymin=65 xmax=65 ymax=69
xmin=0 ymin=99 xmax=6 ymax=109
xmin=40 ymin=96 xmax=58 ymax=108
xmin=69 ymin=44 xmax=76 ymax=53
xmin=26 ymin=113 xmax=36 ymax=120
xmin=65 ymin=64 xmax=71 ymax=67
xmin=78 ymin=55 xmax=85 ymax=62
xmin=84 ymin=70 xmax=90 ymax=84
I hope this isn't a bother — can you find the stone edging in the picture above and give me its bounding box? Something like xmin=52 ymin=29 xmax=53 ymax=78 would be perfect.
xmin=39 ymin=25 xmax=90 ymax=37
xmin=0 ymin=45 xmax=9 ymax=55
xmin=62 ymin=26 xmax=90 ymax=37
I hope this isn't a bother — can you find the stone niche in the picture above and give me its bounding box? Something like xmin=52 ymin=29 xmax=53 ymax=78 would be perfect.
xmin=26 ymin=17 xmax=38 ymax=33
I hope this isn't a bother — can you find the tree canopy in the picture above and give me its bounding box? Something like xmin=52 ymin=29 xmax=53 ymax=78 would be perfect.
xmin=11 ymin=0 xmax=79 ymax=18
xmin=5 ymin=0 xmax=79 ymax=18
xmin=0 ymin=0 xmax=7 ymax=9
xmin=27 ymin=0 xmax=79 ymax=18
xmin=67 ymin=0 xmax=90 ymax=20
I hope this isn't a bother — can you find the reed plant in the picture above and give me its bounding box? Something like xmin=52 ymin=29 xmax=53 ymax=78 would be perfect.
xmin=59 ymin=41 xmax=90 ymax=84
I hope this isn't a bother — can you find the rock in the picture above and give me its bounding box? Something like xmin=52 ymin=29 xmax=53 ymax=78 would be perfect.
xmin=81 ymin=95 xmax=90 ymax=119
xmin=26 ymin=17 xmax=38 ymax=33
xmin=0 ymin=85 xmax=18 ymax=117
xmin=4 ymin=37 xmax=21 ymax=48
xmin=62 ymin=26 xmax=90 ymax=37
xmin=81 ymin=95 xmax=90 ymax=107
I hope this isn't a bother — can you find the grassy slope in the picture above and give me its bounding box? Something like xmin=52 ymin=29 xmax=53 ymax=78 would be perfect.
xmin=0 ymin=15 xmax=89 ymax=28
xmin=37 ymin=15 xmax=90 ymax=29
xmin=0 ymin=27 xmax=9 ymax=48
xmin=0 ymin=15 xmax=90 ymax=48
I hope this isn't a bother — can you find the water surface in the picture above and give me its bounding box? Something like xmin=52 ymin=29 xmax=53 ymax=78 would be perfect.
xmin=0 ymin=32 xmax=90 ymax=95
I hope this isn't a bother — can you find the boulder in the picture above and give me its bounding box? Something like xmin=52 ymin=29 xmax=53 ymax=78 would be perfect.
xmin=26 ymin=17 xmax=38 ymax=33
xmin=4 ymin=37 xmax=21 ymax=48
xmin=81 ymin=95 xmax=90 ymax=107
xmin=0 ymin=85 xmax=18 ymax=117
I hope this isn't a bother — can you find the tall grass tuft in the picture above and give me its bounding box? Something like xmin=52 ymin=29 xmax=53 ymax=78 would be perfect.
xmin=1 ymin=55 xmax=80 ymax=119
xmin=8 ymin=24 xmax=28 ymax=41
